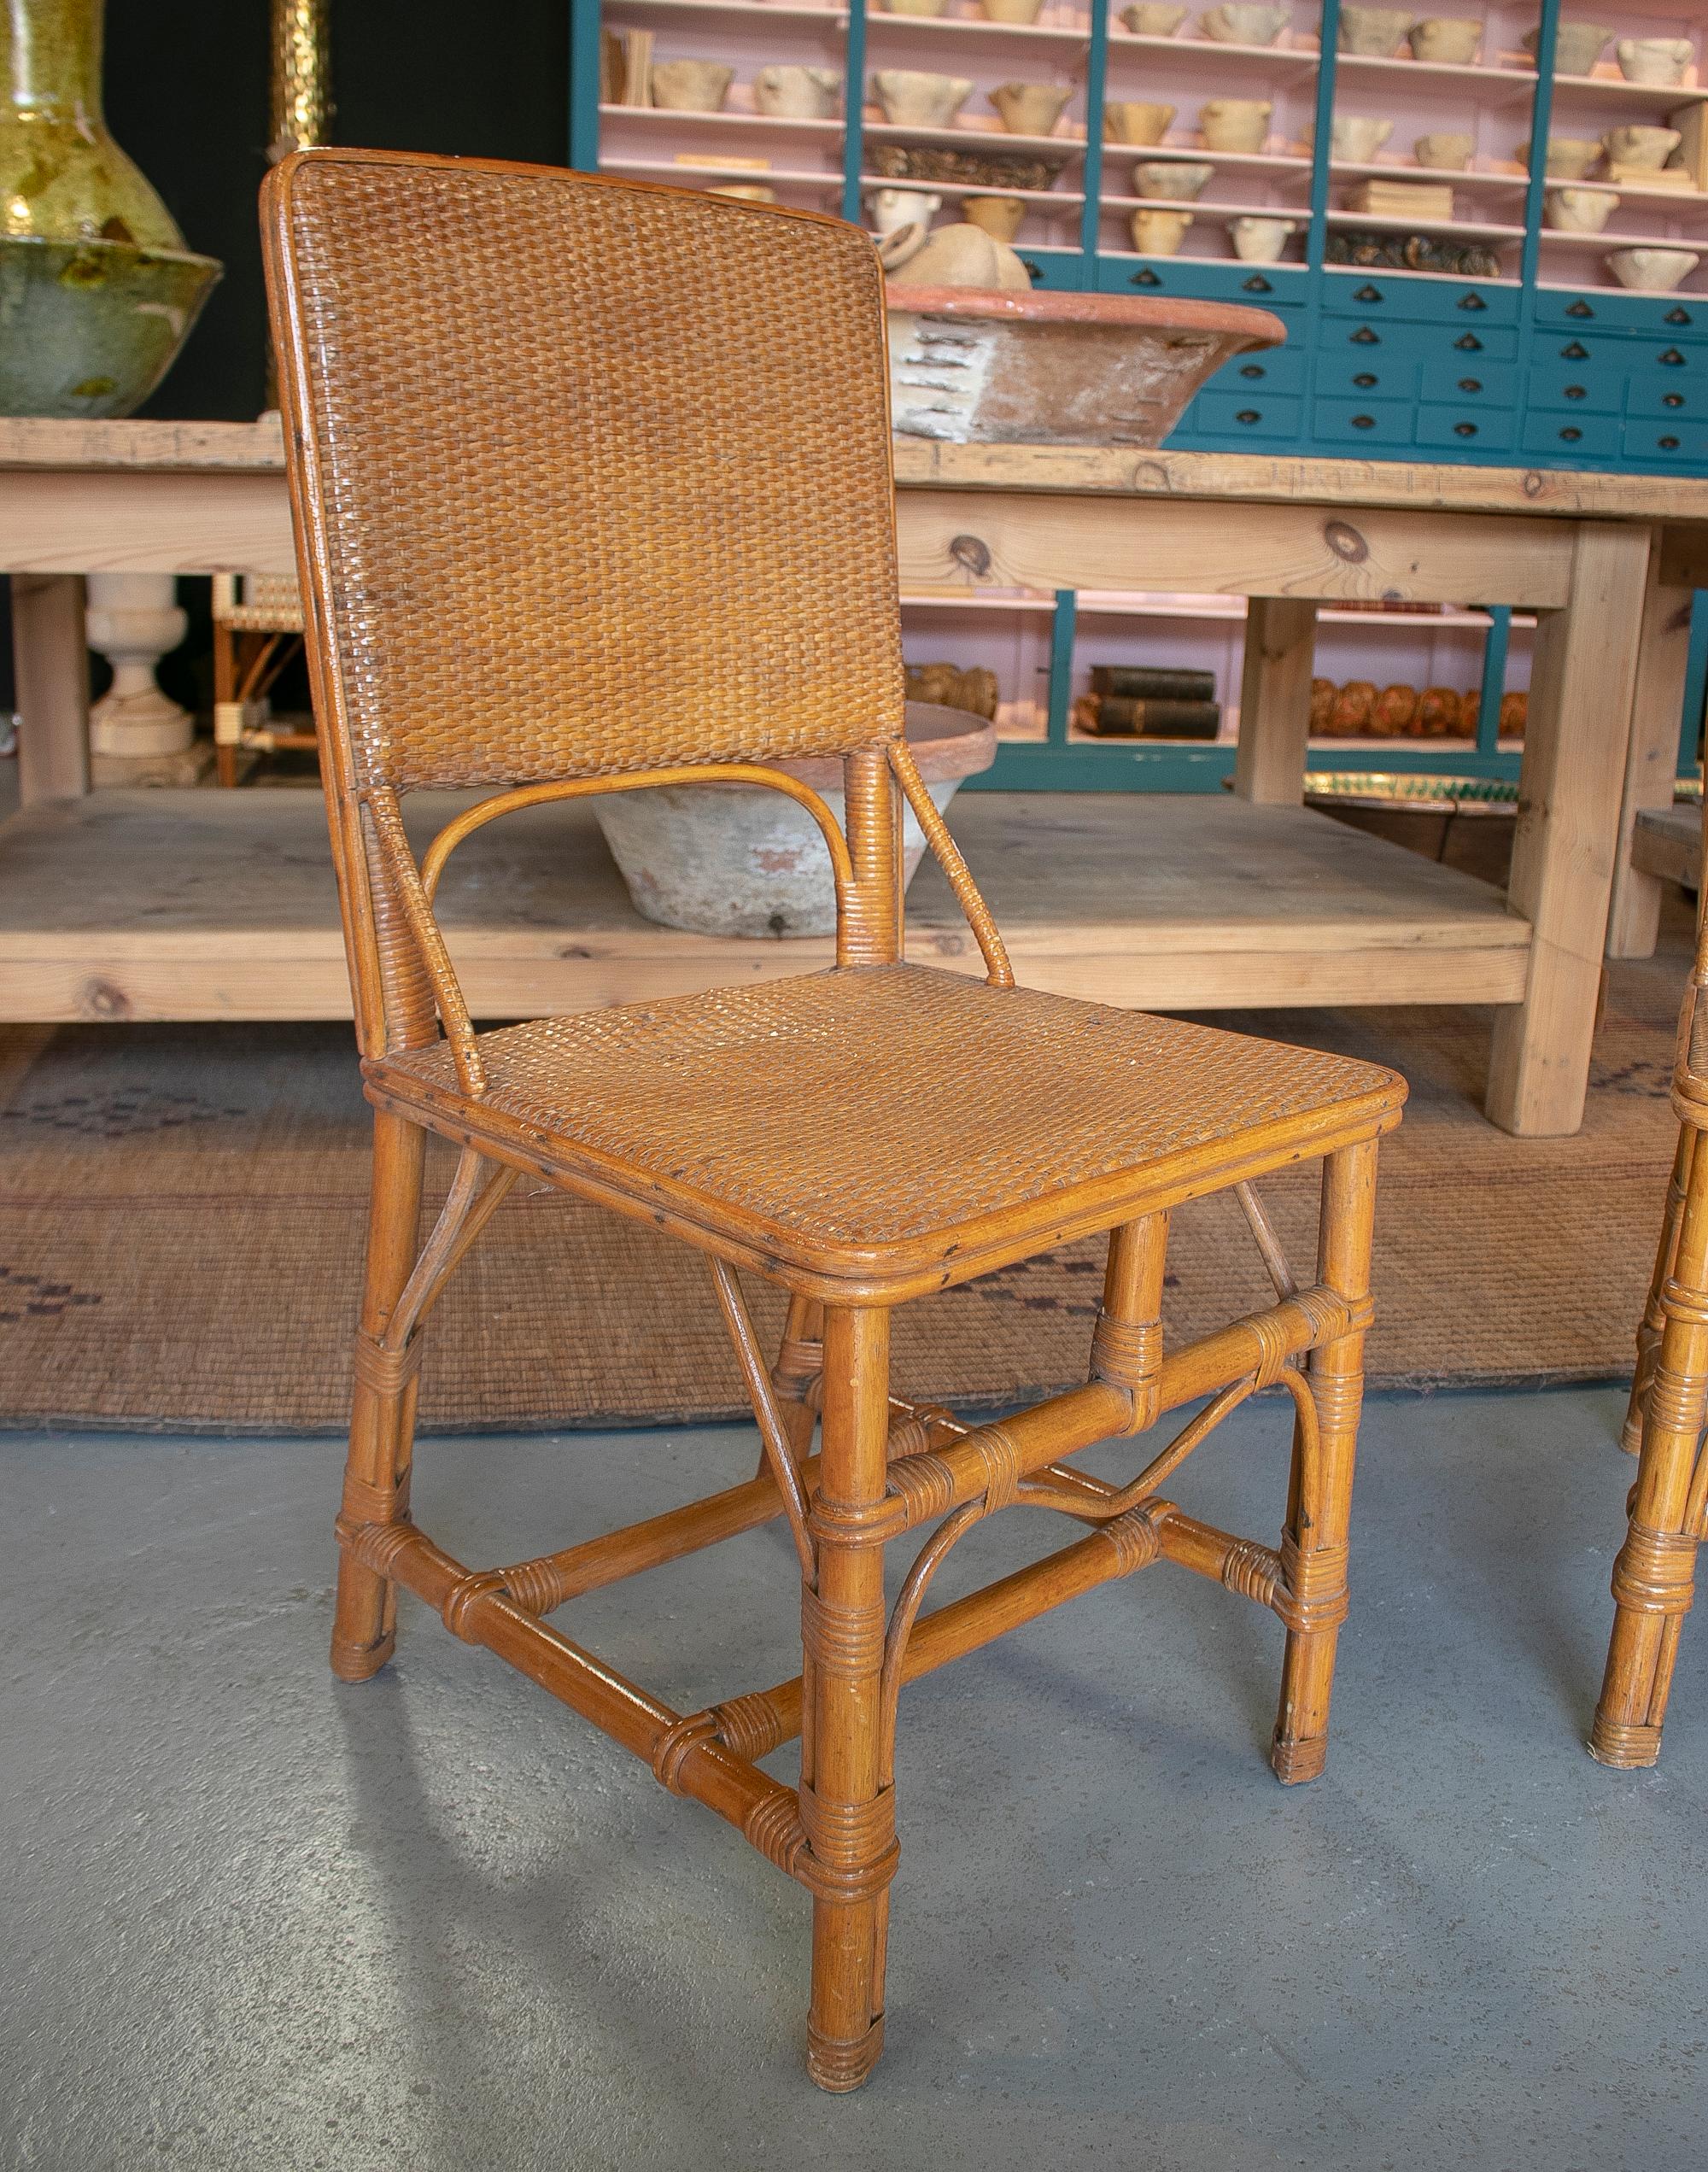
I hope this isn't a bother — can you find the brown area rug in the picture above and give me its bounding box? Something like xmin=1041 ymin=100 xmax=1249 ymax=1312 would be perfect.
xmin=0 ymin=916 xmax=1683 ymax=1432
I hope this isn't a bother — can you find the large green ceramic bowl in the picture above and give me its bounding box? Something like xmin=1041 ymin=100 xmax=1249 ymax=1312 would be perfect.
xmin=0 ymin=235 xmax=220 ymax=417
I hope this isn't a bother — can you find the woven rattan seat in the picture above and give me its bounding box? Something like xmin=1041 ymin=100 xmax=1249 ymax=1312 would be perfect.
xmin=374 ymin=963 xmax=1397 ymax=1268
xmin=265 ymin=146 xmax=1406 ymax=2093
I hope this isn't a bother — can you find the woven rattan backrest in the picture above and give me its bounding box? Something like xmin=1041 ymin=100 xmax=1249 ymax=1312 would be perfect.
xmin=262 ymin=149 xmax=905 ymax=794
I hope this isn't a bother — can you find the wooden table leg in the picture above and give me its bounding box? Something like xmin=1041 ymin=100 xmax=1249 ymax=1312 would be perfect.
xmin=11 ymin=572 xmax=90 ymax=803
xmin=1233 ymin=597 xmax=1318 ymax=806
xmin=1487 ymin=524 xmax=1650 ymax=1136
xmin=1607 ymin=542 xmax=1695 ymax=961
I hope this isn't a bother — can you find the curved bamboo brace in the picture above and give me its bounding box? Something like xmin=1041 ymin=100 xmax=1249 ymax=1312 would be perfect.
xmin=709 ymin=1260 xmax=817 ymax=1583
xmin=888 ymin=741 xmax=1014 ymax=988
xmin=381 ymin=1143 xmax=521 ymax=1352
xmin=878 ymin=1498 xmax=988 ymax=1787
xmin=418 ymin=766 xmax=857 ymax=926
xmin=1234 ymin=1180 xmax=1299 ymax=1302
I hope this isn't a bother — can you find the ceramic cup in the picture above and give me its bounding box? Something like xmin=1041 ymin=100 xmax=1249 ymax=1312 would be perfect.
xmin=1522 ymin=21 xmax=1611 ymax=75
xmin=870 ymin=69 xmax=974 ymax=126
xmin=1120 ymin=1 xmax=1188 ymax=30
xmin=961 ymin=193 xmax=1027 ymax=240
xmin=1331 ymin=114 xmax=1395 ymax=161
xmin=1518 ymin=136 xmax=1600 ymax=179
xmin=1131 ymin=207 xmax=1193 ymax=254
xmin=981 ymin=0 xmax=1046 ymax=21
xmin=1414 ymin=132 xmax=1475 ymax=169
xmin=1617 ymin=38 xmax=1693 ymax=87
xmin=1408 ymin=16 xmax=1480 ymax=63
xmin=752 ymin=65 xmax=841 ymax=118
xmin=1337 ymin=6 xmax=1416 ymax=57
xmin=988 ymin=81 xmax=1073 ymax=134
xmin=1133 ymin=158 xmax=1213 ymax=198
xmin=1198 ymin=97 xmax=1271 ymax=152
xmin=1603 ymin=123 xmax=1683 ymax=170
xmin=1230 ymin=214 xmax=1296 ymax=261
xmin=1104 ymin=100 xmax=1176 ymax=144
xmin=1199 ymin=4 xmax=1288 ymax=44
xmin=709 ymin=183 xmax=777 ymax=202
xmin=868 ymin=185 xmax=943 ymax=236
xmin=1606 ymin=246 xmax=1700 ymax=291
xmin=1544 ymin=185 xmax=1617 ymax=231
xmin=649 ymin=59 xmax=734 ymax=111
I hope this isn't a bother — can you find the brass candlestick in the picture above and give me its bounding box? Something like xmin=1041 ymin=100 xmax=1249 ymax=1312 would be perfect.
xmin=271 ymin=0 xmax=330 ymax=162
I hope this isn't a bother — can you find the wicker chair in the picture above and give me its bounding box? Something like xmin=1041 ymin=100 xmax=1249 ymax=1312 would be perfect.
xmin=262 ymin=146 xmax=1407 ymax=2091
xmin=1594 ymin=819 xmax=1708 ymax=1767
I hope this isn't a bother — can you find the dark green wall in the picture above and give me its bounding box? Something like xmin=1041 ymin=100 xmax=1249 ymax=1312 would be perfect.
xmin=109 ymin=0 xmax=571 ymax=421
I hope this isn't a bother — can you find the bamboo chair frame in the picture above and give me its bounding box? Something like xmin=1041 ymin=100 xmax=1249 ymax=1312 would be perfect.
xmin=263 ymin=146 xmax=1405 ymax=2089
xmin=209 ymin=574 xmax=314 ymax=784
xmin=1594 ymin=825 xmax=1708 ymax=1767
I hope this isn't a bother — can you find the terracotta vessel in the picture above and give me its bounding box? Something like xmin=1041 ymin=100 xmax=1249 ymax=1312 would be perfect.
xmin=1606 ymin=246 xmax=1699 ymax=291
xmin=594 ymin=705 xmax=995 ymax=939
xmin=1545 ymin=185 xmax=1616 ymax=231
xmin=1121 ymin=1 xmax=1188 ymax=29
xmin=1200 ymin=98 xmax=1271 ymax=151
xmin=0 ymin=0 xmax=220 ymax=418
xmin=1134 ymin=158 xmax=1213 ymax=198
xmin=1230 ymin=214 xmax=1296 ymax=261
xmin=1131 ymin=206 xmax=1193 ymax=253
xmin=1331 ymin=114 xmax=1395 ymax=161
xmin=1616 ymin=37 xmax=1692 ymax=86
xmin=880 ymin=0 xmax=947 ymax=15
xmin=885 ymin=283 xmax=1284 ymax=444
xmin=1337 ymin=6 xmax=1415 ymax=56
xmin=1519 ymin=135 xmax=1600 ymax=178
xmin=981 ymin=0 xmax=1045 ymax=21
xmin=1104 ymin=100 xmax=1175 ymax=144
xmin=871 ymin=69 xmax=974 ymax=126
xmin=753 ymin=65 xmax=841 ymax=119
xmin=1603 ymin=124 xmax=1682 ymax=170
xmin=1414 ymin=132 xmax=1474 ymax=169
xmin=988 ymin=81 xmax=1073 ymax=136
xmin=650 ymin=59 xmax=734 ymax=111
xmin=1199 ymin=4 xmax=1288 ymax=44
xmin=1409 ymin=16 xmax=1480 ymax=62
xmin=868 ymin=185 xmax=943 ymax=235
xmin=962 ymin=194 xmax=1027 ymax=240
xmin=1523 ymin=21 xmax=1611 ymax=74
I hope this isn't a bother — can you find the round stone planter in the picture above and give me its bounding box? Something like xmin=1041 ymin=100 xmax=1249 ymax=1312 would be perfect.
xmin=592 ymin=702 xmax=996 ymax=937
xmin=885 ymin=287 xmax=1285 ymax=446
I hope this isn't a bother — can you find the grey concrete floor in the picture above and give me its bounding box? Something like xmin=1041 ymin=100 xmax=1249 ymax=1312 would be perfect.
xmin=4 ymin=1385 xmax=1706 ymax=2172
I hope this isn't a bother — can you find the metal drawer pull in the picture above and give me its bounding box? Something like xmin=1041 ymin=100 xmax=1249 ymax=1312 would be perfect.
xmin=1454 ymin=333 xmax=1483 ymax=351
xmin=1457 ymin=293 xmax=1487 ymax=310
xmin=1660 ymin=435 xmax=1682 ymax=451
xmin=1665 ymin=307 xmax=1692 ymax=325
xmin=1351 ymin=413 xmax=1376 ymax=429
xmin=1567 ymin=300 xmax=1594 ymax=318
xmin=1454 ymin=421 xmax=1477 ymax=436
xmin=1239 ymin=363 xmax=1265 ymax=378
xmin=1354 ymin=284 xmax=1383 ymax=302
xmin=1353 ymin=372 xmax=1378 ymax=388
xmin=1565 ymin=384 xmax=1586 ymax=399
xmin=1664 ymin=393 xmax=1684 ymax=409
xmin=1559 ymin=426 xmax=1582 ymax=442
xmin=1561 ymin=342 xmax=1589 ymax=360
xmin=1235 ymin=409 xmax=1262 ymax=424
xmin=1130 ymin=267 xmax=1161 ymax=286
xmin=1351 ymin=326 xmax=1379 ymax=344
xmin=1458 ymin=378 xmax=1483 ymax=393
xmin=1660 ymin=348 xmax=1686 ymax=366
xmin=1242 ymin=276 xmax=1272 ymax=294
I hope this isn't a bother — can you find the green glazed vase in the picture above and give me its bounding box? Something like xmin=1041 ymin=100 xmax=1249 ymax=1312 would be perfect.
xmin=0 ymin=0 xmax=221 ymax=417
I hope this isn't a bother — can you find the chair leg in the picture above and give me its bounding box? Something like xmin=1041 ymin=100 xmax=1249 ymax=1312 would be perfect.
xmin=802 ymin=1303 xmax=896 ymax=2093
xmin=769 ymin=1294 xmax=824 ymax=1468
xmin=330 ymin=1110 xmax=427 ymax=1683
xmin=1592 ymin=1120 xmax=1708 ymax=1767
xmin=1272 ymin=1139 xmax=1378 ymax=1785
xmin=1623 ymin=1127 xmax=1693 ymax=1455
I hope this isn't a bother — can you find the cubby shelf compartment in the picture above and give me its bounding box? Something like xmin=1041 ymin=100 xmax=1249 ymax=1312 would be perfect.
xmin=1324 ymin=209 xmax=1527 ymax=243
xmin=1332 ymin=51 xmax=1538 ymax=101
xmin=865 ymin=10 xmax=1095 ymax=45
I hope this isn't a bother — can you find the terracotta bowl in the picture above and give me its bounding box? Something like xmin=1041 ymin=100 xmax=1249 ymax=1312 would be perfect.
xmin=591 ymin=704 xmax=997 ymax=938
xmin=886 ymin=286 xmax=1285 ymax=444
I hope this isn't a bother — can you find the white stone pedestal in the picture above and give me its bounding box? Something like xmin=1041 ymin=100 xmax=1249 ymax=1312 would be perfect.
xmin=86 ymin=573 xmax=194 ymax=763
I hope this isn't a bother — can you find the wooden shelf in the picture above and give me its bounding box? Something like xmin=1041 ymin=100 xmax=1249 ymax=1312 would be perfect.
xmin=1319 ymin=260 xmax=1522 ymax=287
xmin=1104 ymin=143 xmax=1311 ymax=175
xmin=600 ymin=157 xmax=845 ymax=191
xmin=1547 ymin=69 xmax=1707 ymax=112
xmin=598 ymin=102 xmax=844 ymax=136
xmin=862 ymin=117 xmax=1086 ymax=153
xmin=862 ymin=173 xmax=1084 ymax=205
xmin=1106 ymin=30 xmax=1319 ymax=67
xmin=1325 ymin=208 xmax=1527 ymax=242
xmin=1332 ymin=50 xmax=1538 ymax=101
xmin=0 ymin=789 xmax=1532 ymax=1022
xmin=863 ymin=9 xmax=1094 ymax=46
xmin=1331 ymin=159 xmax=1530 ymax=196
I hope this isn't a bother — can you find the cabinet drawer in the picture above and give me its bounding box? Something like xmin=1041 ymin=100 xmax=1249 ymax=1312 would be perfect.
xmin=1521 ymin=410 xmax=1622 ymax=460
xmin=1321 ymin=271 xmax=1518 ymax=325
xmin=1315 ymin=354 xmax=1419 ymax=401
xmin=1526 ymin=366 xmax=1625 ymax=413
xmin=1096 ymin=256 xmax=1310 ymax=307
xmin=1622 ymin=417 xmax=1708 ymax=465
xmin=1419 ymin=358 xmax=1517 ymax=403
xmin=1416 ymin=403 xmax=1516 ymax=452
xmin=1208 ymin=347 xmax=1308 ymax=395
xmin=1313 ymin=397 xmax=1415 ymax=447
xmin=1189 ymin=390 xmax=1303 ymax=438
xmin=1013 ymin=249 xmax=1083 ymax=292
xmin=1626 ymin=372 xmax=1706 ymax=419
xmin=1430 ymin=323 xmax=1519 ymax=363
xmin=1532 ymin=290 xmax=1708 ymax=338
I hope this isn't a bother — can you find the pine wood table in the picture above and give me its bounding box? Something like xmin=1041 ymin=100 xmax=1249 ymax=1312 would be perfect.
xmin=3 ymin=416 xmax=1705 ymax=1136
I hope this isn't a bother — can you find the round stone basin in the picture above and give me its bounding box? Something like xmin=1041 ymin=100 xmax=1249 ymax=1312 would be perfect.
xmin=592 ymin=703 xmax=996 ymax=938
xmin=886 ymin=286 xmax=1286 ymax=446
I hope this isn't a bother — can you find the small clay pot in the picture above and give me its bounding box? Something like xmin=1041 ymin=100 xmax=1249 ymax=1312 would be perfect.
xmin=1331 ymin=681 xmax=1378 ymax=734
xmin=1606 ymin=246 xmax=1700 ymax=292
xmin=1130 ymin=206 xmax=1193 ymax=254
xmin=988 ymin=81 xmax=1073 ymax=136
xmin=1337 ymin=6 xmax=1415 ymax=58
xmin=1544 ymin=186 xmax=1616 ymax=232
xmin=1408 ymin=16 xmax=1480 ymax=63
xmin=1615 ymin=37 xmax=1693 ymax=86
xmin=1230 ymin=215 xmax=1296 ymax=261
xmin=1198 ymin=97 xmax=1271 ymax=152
xmin=962 ymin=194 xmax=1027 ymax=241
xmin=868 ymin=185 xmax=943 ymax=236
xmin=1121 ymin=1 xmax=1188 ymax=30
xmin=1104 ymin=100 xmax=1176 ymax=145
xmin=1522 ymin=22 xmax=1611 ymax=75
xmin=880 ymin=0 xmax=948 ymax=15
xmin=1331 ymin=114 xmax=1395 ymax=161
xmin=1199 ymin=4 xmax=1288 ymax=45
xmin=870 ymin=69 xmax=974 ymax=126
xmin=1310 ymin=677 xmax=1337 ymax=730
xmin=1519 ymin=136 xmax=1600 ymax=179
xmin=1373 ymin=684 xmax=1418 ymax=735
xmin=1418 ymin=688 xmax=1461 ymax=737
xmin=649 ymin=59 xmax=734 ymax=111
xmin=981 ymin=0 xmax=1045 ymax=21
xmin=1602 ymin=124 xmax=1682 ymax=170
xmin=1133 ymin=159 xmax=1213 ymax=198
xmin=1414 ymin=132 xmax=1474 ymax=169
xmin=753 ymin=65 xmax=841 ymax=119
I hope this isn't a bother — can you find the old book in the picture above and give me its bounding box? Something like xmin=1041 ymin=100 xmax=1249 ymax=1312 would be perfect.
xmin=600 ymin=28 xmax=625 ymax=104
xmin=1087 ymin=664 xmax=1216 ymax=701
xmin=1605 ymin=161 xmax=1695 ymax=190
xmin=1081 ymin=695 xmax=1221 ymax=740
xmin=1344 ymin=180 xmax=1456 ymax=219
